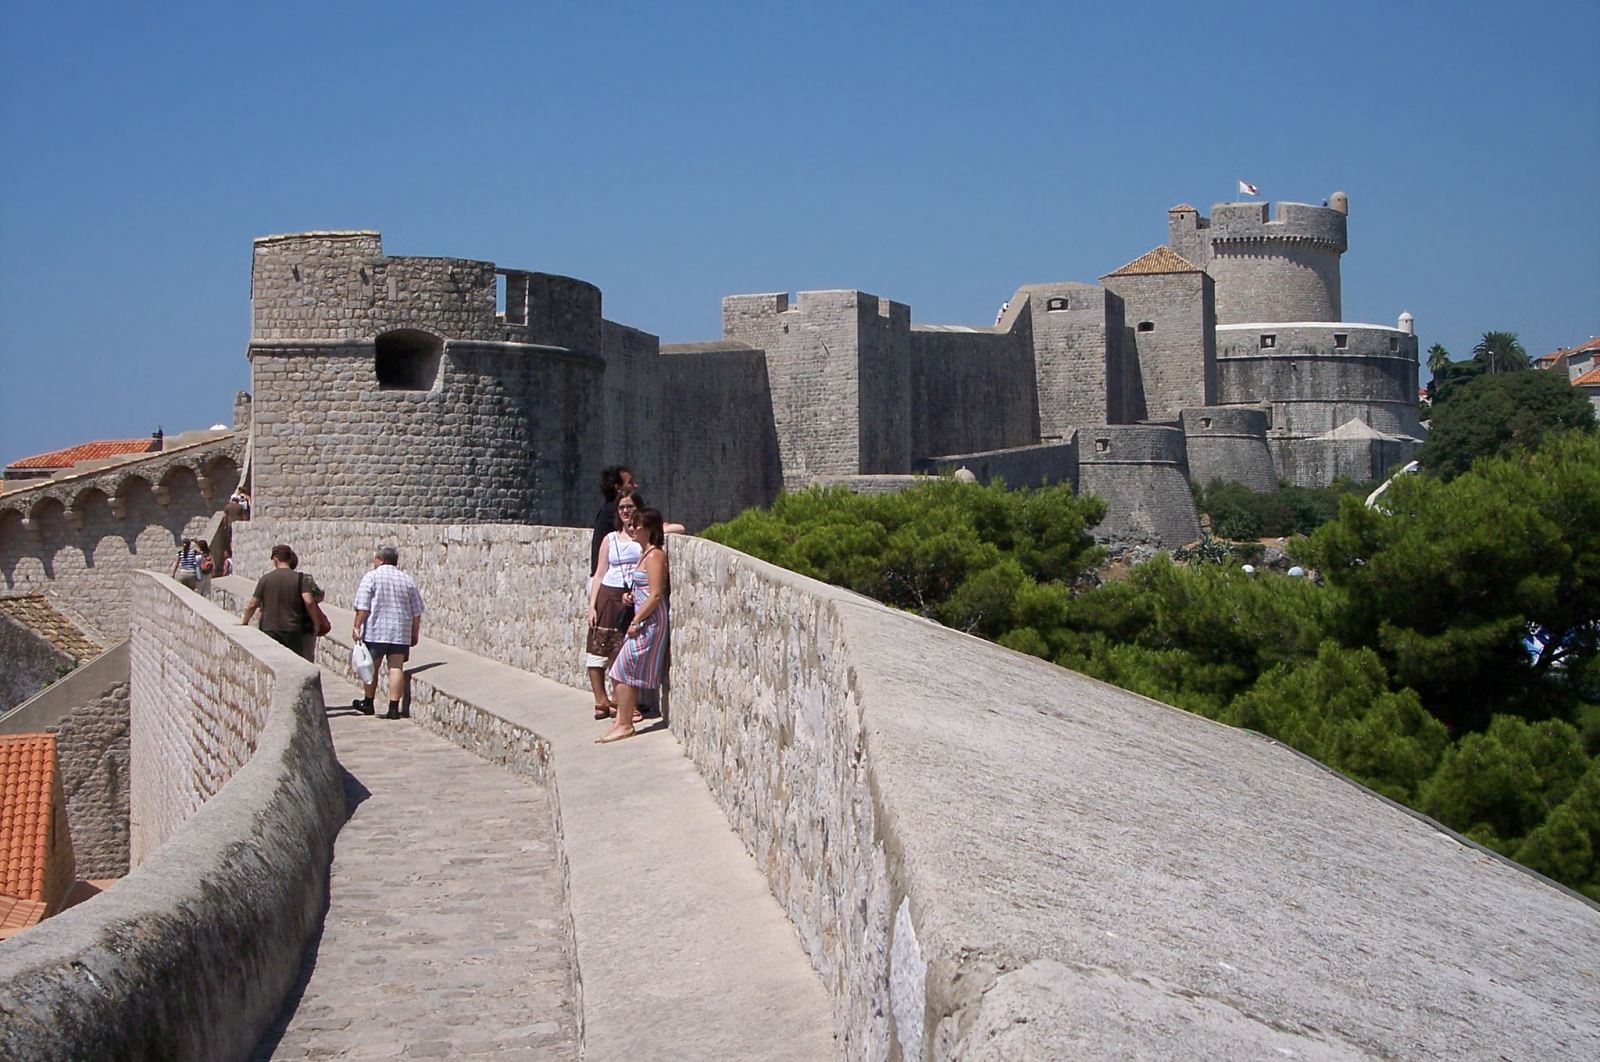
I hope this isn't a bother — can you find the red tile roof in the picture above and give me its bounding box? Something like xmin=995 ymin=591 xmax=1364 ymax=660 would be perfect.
xmin=7 ymin=439 xmax=158 ymax=471
xmin=0 ymin=733 xmax=73 ymax=906
xmin=0 ymin=594 xmax=104 ymax=661
xmin=0 ymin=894 xmax=47 ymax=937
xmin=1104 ymin=246 xmax=1203 ymax=278
xmin=1572 ymin=367 xmax=1600 ymax=387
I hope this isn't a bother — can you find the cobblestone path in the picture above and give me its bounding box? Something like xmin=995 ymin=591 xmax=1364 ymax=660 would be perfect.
xmin=254 ymin=670 xmax=579 ymax=1060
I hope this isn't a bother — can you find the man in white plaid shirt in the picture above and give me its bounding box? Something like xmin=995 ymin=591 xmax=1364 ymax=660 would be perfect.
xmin=351 ymin=545 xmax=425 ymax=719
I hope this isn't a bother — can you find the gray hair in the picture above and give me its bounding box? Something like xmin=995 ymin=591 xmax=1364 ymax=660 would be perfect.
xmin=375 ymin=545 xmax=400 ymax=566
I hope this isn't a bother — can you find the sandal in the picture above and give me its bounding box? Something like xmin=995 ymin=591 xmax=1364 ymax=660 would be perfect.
xmin=594 ymin=704 xmax=612 ymax=720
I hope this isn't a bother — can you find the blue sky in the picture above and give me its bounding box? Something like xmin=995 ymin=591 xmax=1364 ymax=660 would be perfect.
xmin=2 ymin=0 xmax=1596 ymax=467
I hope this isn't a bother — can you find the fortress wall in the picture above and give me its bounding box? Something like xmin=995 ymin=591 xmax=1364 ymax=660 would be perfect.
xmin=0 ymin=643 xmax=132 ymax=878
xmin=252 ymin=233 xmax=604 ymax=350
xmin=1022 ymin=284 xmax=1117 ymax=438
xmin=856 ymin=296 xmax=915 ymax=474
xmin=0 ymin=574 xmax=343 ymax=1062
xmin=599 ymin=319 xmax=667 ymax=505
xmin=1181 ymin=406 xmax=1278 ymax=491
xmin=1272 ymin=434 xmax=1417 ymax=488
xmin=0 ymin=441 xmax=241 ymax=637
xmin=1210 ymin=243 xmax=1343 ymax=324
xmin=220 ymin=521 xmax=1600 ymax=1059
xmin=724 ymin=292 xmax=865 ymax=489
xmin=917 ymin=439 xmax=1079 ymax=491
xmin=659 ymin=346 xmax=783 ymax=529
xmin=249 ymin=342 xmax=605 ymax=525
xmin=909 ymin=324 xmax=1038 ymax=460
xmin=1217 ymin=325 xmax=1422 ymax=439
xmin=0 ymin=610 xmax=75 ymax=713
xmin=1077 ymin=425 xmax=1201 ymax=546
xmin=1103 ymin=271 xmax=1215 ymax=421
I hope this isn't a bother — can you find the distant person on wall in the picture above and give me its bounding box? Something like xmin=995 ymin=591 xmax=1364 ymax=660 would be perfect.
xmin=229 ymin=488 xmax=251 ymax=520
xmin=239 ymin=543 xmax=332 ymax=661
xmin=352 ymin=545 xmax=424 ymax=719
xmin=172 ymin=538 xmax=206 ymax=593
xmin=597 ymin=508 xmax=670 ymax=744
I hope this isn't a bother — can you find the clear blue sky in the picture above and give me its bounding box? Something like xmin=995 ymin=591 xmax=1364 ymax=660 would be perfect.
xmin=2 ymin=0 xmax=1596 ymax=467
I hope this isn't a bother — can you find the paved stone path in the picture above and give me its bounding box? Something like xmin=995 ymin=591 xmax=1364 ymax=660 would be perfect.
xmin=254 ymin=670 xmax=579 ymax=1060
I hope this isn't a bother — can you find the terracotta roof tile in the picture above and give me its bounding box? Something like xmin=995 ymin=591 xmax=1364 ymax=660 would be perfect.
xmin=1104 ymin=246 xmax=1203 ymax=278
xmin=0 ymin=595 xmax=103 ymax=661
xmin=0 ymin=734 xmax=67 ymax=902
xmin=7 ymin=439 xmax=158 ymax=471
xmin=0 ymin=893 xmax=48 ymax=937
xmin=1572 ymin=367 xmax=1600 ymax=387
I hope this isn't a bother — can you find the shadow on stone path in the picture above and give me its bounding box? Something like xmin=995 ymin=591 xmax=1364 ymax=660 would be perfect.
xmin=253 ymin=670 xmax=579 ymax=1060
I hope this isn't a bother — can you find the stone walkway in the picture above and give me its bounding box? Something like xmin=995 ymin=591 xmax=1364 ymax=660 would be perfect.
xmin=254 ymin=670 xmax=579 ymax=1060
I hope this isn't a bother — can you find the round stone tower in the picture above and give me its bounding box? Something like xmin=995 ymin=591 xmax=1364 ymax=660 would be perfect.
xmin=1203 ymin=198 xmax=1349 ymax=325
xmin=247 ymin=231 xmax=606 ymax=525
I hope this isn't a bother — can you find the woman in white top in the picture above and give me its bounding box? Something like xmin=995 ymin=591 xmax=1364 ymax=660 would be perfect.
xmin=585 ymin=488 xmax=644 ymax=718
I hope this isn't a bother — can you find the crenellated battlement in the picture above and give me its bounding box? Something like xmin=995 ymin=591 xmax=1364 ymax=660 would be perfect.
xmin=1208 ymin=200 xmax=1348 ymax=252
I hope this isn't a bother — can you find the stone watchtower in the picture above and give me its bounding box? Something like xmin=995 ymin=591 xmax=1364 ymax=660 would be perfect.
xmin=246 ymin=232 xmax=606 ymax=524
xmin=1168 ymin=195 xmax=1349 ymax=325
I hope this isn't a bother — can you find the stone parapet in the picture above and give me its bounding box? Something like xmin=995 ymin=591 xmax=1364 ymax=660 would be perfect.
xmin=0 ymin=573 xmax=343 ymax=1061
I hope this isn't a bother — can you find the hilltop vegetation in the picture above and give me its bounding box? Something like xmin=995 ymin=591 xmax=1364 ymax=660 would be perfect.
xmin=703 ymin=429 xmax=1600 ymax=898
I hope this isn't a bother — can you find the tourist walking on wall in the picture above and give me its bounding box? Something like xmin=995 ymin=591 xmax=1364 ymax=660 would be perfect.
xmin=352 ymin=545 xmax=425 ymax=719
xmin=239 ymin=543 xmax=331 ymax=661
xmin=597 ymin=508 xmax=670 ymax=744
xmin=586 ymin=486 xmax=644 ymax=718
xmin=171 ymin=538 xmax=212 ymax=595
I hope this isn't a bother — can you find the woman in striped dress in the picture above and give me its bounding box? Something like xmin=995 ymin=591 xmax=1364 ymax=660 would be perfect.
xmin=597 ymin=508 xmax=670 ymax=744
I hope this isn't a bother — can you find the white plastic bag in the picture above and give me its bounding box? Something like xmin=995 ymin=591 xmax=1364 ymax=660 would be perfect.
xmin=351 ymin=641 xmax=375 ymax=685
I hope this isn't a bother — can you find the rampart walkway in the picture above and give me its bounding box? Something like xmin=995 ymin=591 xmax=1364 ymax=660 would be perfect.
xmin=255 ymin=670 xmax=578 ymax=1059
xmin=235 ymin=582 xmax=834 ymax=1060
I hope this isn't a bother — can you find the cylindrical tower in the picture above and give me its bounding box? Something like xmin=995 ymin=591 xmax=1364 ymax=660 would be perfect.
xmin=247 ymin=232 xmax=606 ymax=525
xmin=1206 ymin=200 xmax=1348 ymax=325
xmin=1076 ymin=425 xmax=1201 ymax=548
xmin=1181 ymin=407 xmax=1277 ymax=492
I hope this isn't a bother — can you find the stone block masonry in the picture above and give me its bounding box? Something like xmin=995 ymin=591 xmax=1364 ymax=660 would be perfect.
xmin=0 ymin=573 xmax=344 ymax=1062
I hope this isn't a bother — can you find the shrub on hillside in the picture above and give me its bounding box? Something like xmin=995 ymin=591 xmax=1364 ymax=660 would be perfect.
xmin=1196 ymin=479 xmax=1368 ymax=540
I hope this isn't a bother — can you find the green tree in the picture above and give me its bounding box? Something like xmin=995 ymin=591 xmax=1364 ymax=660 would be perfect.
xmin=1418 ymin=715 xmax=1588 ymax=852
xmin=1417 ymin=369 xmax=1596 ymax=480
xmin=1426 ymin=342 xmax=1452 ymax=375
xmin=1222 ymin=642 xmax=1448 ymax=802
xmin=1471 ymin=330 xmax=1530 ymax=374
xmin=1299 ymin=431 xmax=1600 ymax=732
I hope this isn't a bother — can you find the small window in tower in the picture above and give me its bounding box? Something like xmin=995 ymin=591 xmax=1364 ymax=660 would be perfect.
xmin=1334 ymin=333 xmax=1349 ymax=349
xmin=495 ymin=274 xmax=507 ymax=317
xmin=1137 ymin=321 xmax=1155 ymax=333
xmin=1389 ymin=336 xmax=1399 ymax=352
xmin=374 ymin=329 xmax=444 ymax=391
xmin=1047 ymin=296 xmax=1069 ymax=312
xmin=1260 ymin=334 xmax=1276 ymax=349
xmin=1201 ymin=416 xmax=1213 ymax=429
xmin=1095 ymin=437 xmax=1110 ymax=454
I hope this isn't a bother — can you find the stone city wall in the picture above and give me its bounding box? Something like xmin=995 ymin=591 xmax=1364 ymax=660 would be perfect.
xmin=0 ymin=438 xmax=242 ymax=638
xmin=1273 ymin=434 xmax=1418 ymax=488
xmin=909 ymin=325 xmax=1037 ymax=461
xmin=0 ymin=611 xmax=74 ymax=714
xmin=0 ymin=643 xmax=132 ymax=879
xmin=224 ymin=520 xmax=1600 ymax=1060
xmin=1020 ymin=284 xmax=1118 ymax=438
xmin=916 ymin=439 xmax=1079 ymax=491
xmin=1216 ymin=324 xmax=1421 ymax=440
xmin=0 ymin=573 xmax=344 ymax=1062
xmin=1077 ymin=424 xmax=1202 ymax=546
xmin=659 ymin=343 xmax=784 ymax=530
xmin=1103 ymin=270 xmax=1216 ymax=422
xmin=1181 ymin=406 xmax=1277 ymax=491
xmin=248 ymin=341 xmax=605 ymax=526
xmin=250 ymin=232 xmax=603 ymax=351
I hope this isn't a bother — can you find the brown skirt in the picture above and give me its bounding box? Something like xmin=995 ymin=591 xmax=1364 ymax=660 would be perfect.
xmin=586 ymin=583 xmax=629 ymax=658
